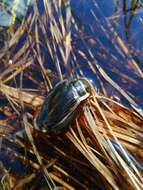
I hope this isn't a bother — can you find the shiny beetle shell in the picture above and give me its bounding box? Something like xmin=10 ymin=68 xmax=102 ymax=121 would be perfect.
xmin=35 ymin=78 xmax=91 ymax=135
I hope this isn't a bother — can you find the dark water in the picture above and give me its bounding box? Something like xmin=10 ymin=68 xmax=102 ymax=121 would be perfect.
xmin=70 ymin=0 xmax=143 ymax=109
xmin=0 ymin=0 xmax=143 ymax=178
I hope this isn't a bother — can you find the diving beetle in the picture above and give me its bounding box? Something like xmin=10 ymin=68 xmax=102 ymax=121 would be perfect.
xmin=34 ymin=78 xmax=92 ymax=135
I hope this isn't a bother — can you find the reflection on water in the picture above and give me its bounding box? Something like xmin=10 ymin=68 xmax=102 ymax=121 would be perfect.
xmin=0 ymin=0 xmax=32 ymax=27
xmin=0 ymin=1 xmax=143 ymax=185
xmin=70 ymin=0 xmax=143 ymax=109
xmin=112 ymin=0 xmax=143 ymax=66
xmin=0 ymin=0 xmax=143 ymax=107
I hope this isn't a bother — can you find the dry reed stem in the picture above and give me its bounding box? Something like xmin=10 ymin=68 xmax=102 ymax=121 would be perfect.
xmin=0 ymin=1 xmax=143 ymax=189
xmin=1 ymin=82 xmax=142 ymax=189
xmin=0 ymin=83 xmax=44 ymax=107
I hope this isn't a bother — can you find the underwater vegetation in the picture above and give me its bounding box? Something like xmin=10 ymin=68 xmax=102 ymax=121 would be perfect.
xmin=0 ymin=0 xmax=143 ymax=189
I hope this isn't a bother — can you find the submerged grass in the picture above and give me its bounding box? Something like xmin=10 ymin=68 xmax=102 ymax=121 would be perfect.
xmin=0 ymin=0 xmax=143 ymax=190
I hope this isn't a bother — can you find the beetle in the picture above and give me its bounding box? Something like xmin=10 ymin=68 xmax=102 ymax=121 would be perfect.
xmin=34 ymin=78 xmax=92 ymax=135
